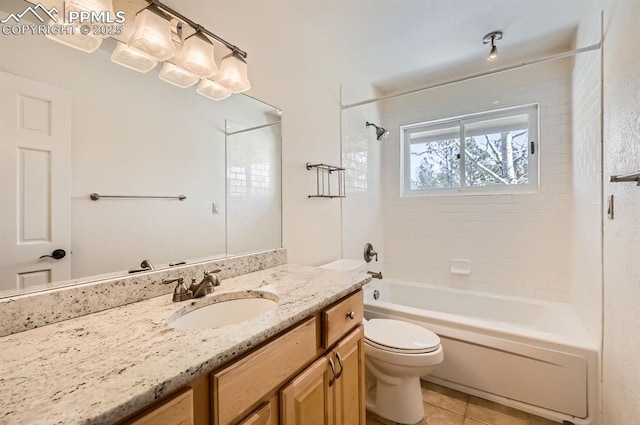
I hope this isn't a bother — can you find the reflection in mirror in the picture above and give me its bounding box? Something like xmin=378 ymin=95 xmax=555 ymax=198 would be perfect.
xmin=226 ymin=119 xmax=282 ymax=255
xmin=0 ymin=2 xmax=282 ymax=298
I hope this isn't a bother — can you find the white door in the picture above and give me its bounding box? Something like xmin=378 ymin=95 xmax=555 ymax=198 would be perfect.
xmin=0 ymin=72 xmax=71 ymax=292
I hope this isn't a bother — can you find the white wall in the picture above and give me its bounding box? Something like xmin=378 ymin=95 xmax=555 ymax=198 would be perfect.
xmin=379 ymin=61 xmax=573 ymax=301
xmin=164 ymin=1 xmax=377 ymax=266
xmin=341 ymin=100 xmax=384 ymax=269
xmin=570 ymin=11 xmax=603 ymax=350
xmin=601 ymin=0 xmax=640 ymax=422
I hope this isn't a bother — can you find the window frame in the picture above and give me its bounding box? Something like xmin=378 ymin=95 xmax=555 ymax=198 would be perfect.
xmin=400 ymin=104 xmax=540 ymax=197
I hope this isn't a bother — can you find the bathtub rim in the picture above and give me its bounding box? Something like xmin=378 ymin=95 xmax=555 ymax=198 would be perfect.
xmin=363 ymin=278 xmax=597 ymax=352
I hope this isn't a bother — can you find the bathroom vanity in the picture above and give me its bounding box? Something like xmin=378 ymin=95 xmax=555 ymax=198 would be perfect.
xmin=0 ymin=261 xmax=369 ymax=425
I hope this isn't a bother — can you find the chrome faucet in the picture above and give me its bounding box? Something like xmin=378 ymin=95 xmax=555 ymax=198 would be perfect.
xmin=190 ymin=270 xmax=221 ymax=298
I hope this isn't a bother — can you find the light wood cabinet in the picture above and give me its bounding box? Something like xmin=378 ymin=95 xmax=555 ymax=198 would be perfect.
xmin=280 ymin=353 xmax=335 ymax=425
xmin=119 ymin=289 xmax=364 ymax=425
xmin=237 ymin=402 xmax=273 ymax=425
xmin=280 ymin=326 xmax=365 ymax=425
xmin=127 ymin=388 xmax=194 ymax=425
xmin=332 ymin=327 xmax=366 ymax=425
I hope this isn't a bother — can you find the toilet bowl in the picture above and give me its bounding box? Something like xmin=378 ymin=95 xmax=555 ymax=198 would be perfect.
xmin=364 ymin=318 xmax=443 ymax=424
xmin=319 ymin=259 xmax=444 ymax=424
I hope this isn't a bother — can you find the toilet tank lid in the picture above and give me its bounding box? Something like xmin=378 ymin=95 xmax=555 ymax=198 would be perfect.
xmin=318 ymin=259 xmax=367 ymax=272
xmin=364 ymin=319 xmax=440 ymax=352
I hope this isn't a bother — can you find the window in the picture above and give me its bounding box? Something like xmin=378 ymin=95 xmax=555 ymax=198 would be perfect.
xmin=401 ymin=104 xmax=538 ymax=196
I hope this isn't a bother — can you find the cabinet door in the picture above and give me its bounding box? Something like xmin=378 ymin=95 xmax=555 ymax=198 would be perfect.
xmin=280 ymin=355 xmax=335 ymax=425
xmin=332 ymin=326 xmax=365 ymax=425
xmin=238 ymin=402 xmax=272 ymax=425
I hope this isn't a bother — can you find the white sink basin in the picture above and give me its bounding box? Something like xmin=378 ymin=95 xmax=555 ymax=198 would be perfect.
xmin=169 ymin=296 xmax=278 ymax=330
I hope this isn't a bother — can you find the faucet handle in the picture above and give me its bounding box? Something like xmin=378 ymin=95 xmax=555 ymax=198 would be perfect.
xmin=205 ymin=270 xmax=222 ymax=287
xmin=163 ymin=277 xmax=191 ymax=302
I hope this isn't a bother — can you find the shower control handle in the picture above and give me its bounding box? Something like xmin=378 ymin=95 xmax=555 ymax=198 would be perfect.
xmin=346 ymin=311 xmax=356 ymax=320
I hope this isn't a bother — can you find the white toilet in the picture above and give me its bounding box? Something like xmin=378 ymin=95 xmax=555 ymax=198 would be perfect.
xmin=364 ymin=318 xmax=443 ymax=424
xmin=320 ymin=259 xmax=444 ymax=424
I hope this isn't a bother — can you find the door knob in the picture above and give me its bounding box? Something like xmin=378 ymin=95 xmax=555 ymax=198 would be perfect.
xmin=39 ymin=249 xmax=66 ymax=260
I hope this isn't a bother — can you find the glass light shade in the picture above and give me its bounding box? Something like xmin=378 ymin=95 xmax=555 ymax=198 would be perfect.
xmin=217 ymin=52 xmax=251 ymax=93
xmin=111 ymin=42 xmax=158 ymax=73
xmin=63 ymin=0 xmax=114 ymax=39
xmin=159 ymin=63 xmax=199 ymax=88
xmin=177 ymin=33 xmax=217 ymax=79
xmin=128 ymin=8 xmax=175 ymax=61
xmin=45 ymin=21 xmax=102 ymax=53
xmin=65 ymin=0 xmax=113 ymax=14
xmin=197 ymin=79 xmax=232 ymax=101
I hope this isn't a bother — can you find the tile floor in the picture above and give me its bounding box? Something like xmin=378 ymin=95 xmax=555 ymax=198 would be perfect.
xmin=366 ymin=381 xmax=561 ymax=425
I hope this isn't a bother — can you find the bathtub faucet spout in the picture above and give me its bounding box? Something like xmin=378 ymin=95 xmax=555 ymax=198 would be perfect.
xmin=367 ymin=271 xmax=383 ymax=279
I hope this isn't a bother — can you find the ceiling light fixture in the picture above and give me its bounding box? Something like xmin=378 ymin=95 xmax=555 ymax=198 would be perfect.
xmin=483 ymin=31 xmax=503 ymax=61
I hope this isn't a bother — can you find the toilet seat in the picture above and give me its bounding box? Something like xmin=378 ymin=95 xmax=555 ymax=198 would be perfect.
xmin=364 ymin=319 xmax=440 ymax=354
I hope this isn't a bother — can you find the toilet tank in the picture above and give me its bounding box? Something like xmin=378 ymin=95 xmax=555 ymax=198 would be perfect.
xmin=319 ymin=259 xmax=369 ymax=273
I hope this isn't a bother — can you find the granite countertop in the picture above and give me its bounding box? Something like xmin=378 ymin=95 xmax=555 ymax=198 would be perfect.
xmin=0 ymin=264 xmax=370 ymax=425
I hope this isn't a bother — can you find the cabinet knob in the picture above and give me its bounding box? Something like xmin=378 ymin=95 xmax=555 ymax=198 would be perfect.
xmin=346 ymin=311 xmax=356 ymax=320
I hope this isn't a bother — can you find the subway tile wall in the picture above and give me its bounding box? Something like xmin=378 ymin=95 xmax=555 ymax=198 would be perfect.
xmin=379 ymin=61 xmax=573 ymax=301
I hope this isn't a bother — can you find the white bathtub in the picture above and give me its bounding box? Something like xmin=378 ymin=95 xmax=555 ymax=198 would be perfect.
xmin=364 ymin=279 xmax=599 ymax=425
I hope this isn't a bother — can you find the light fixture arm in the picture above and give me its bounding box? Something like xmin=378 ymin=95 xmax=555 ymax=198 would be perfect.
xmin=147 ymin=0 xmax=248 ymax=58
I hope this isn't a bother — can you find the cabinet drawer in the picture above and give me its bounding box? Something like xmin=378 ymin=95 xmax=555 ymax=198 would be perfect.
xmin=212 ymin=317 xmax=319 ymax=425
xmin=127 ymin=388 xmax=193 ymax=425
xmin=322 ymin=290 xmax=363 ymax=348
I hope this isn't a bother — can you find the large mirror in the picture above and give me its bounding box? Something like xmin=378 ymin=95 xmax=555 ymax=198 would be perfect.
xmin=0 ymin=0 xmax=282 ymax=298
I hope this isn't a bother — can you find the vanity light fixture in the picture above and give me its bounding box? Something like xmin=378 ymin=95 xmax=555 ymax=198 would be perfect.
xmin=197 ymin=78 xmax=232 ymax=101
xmin=111 ymin=41 xmax=159 ymax=73
xmin=128 ymin=4 xmax=176 ymax=61
xmin=45 ymin=0 xmax=114 ymax=53
xmin=483 ymin=31 xmax=503 ymax=61
xmin=217 ymin=50 xmax=251 ymax=93
xmin=46 ymin=0 xmax=251 ymax=100
xmin=159 ymin=63 xmax=200 ymax=88
xmin=177 ymin=31 xmax=218 ymax=78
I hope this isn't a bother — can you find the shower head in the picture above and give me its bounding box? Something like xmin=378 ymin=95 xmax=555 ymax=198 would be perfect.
xmin=366 ymin=121 xmax=390 ymax=141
